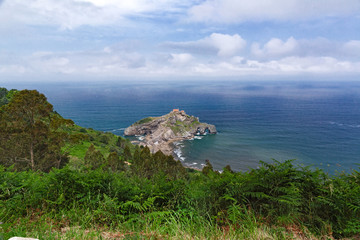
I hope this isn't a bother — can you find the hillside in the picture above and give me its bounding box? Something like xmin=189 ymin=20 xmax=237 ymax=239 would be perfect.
xmin=0 ymin=88 xmax=134 ymax=172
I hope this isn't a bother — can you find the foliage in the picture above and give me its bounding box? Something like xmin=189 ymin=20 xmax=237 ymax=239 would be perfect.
xmin=1 ymin=160 xmax=359 ymax=239
xmin=107 ymin=151 xmax=125 ymax=171
xmin=0 ymin=87 xmax=18 ymax=107
xmin=116 ymin=136 xmax=126 ymax=148
xmin=123 ymin=145 xmax=132 ymax=162
xmin=84 ymin=144 xmax=105 ymax=170
xmin=202 ymin=159 xmax=214 ymax=175
xmin=131 ymin=146 xmax=187 ymax=180
xmin=134 ymin=117 xmax=153 ymax=125
xmin=64 ymin=125 xmax=134 ymax=166
xmin=0 ymin=90 xmax=74 ymax=171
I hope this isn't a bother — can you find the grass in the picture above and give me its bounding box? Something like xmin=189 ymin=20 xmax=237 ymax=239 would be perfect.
xmin=1 ymin=210 xmax=311 ymax=240
xmin=1 ymin=149 xmax=359 ymax=239
xmin=63 ymin=124 xmax=134 ymax=161
xmin=134 ymin=117 xmax=154 ymax=125
xmin=170 ymin=125 xmax=181 ymax=134
xmin=170 ymin=119 xmax=199 ymax=134
xmin=67 ymin=141 xmax=92 ymax=159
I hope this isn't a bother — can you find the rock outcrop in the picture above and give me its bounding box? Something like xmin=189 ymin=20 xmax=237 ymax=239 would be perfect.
xmin=124 ymin=110 xmax=217 ymax=156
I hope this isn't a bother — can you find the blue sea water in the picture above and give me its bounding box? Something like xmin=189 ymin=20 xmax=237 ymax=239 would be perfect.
xmin=7 ymin=80 xmax=360 ymax=173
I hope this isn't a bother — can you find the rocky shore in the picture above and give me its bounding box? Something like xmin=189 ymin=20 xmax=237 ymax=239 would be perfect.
xmin=124 ymin=110 xmax=217 ymax=156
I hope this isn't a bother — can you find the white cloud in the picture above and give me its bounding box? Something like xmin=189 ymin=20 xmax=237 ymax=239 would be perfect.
xmin=252 ymin=37 xmax=299 ymax=59
xmin=1 ymin=0 xmax=359 ymax=30
xmin=251 ymin=37 xmax=360 ymax=61
xmin=0 ymin=47 xmax=148 ymax=77
xmin=168 ymin=53 xmax=193 ymax=65
xmin=209 ymin=33 xmax=247 ymax=57
xmin=342 ymin=40 xmax=360 ymax=57
xmin=193 ymin=56 xmax=360 ymax=76
xmin=0 ymin=64 xmax=27 ymax=75
xmin=27 ymin=52 xmax=75 ymax=74
xmin=1 ymin=0 xmax=107 ymax=29
xmin=1 ymin=36 xmax=360 ymax=79
xmin=269 ymin=56 xmax=360 ymax=73
xmin=2 ymin=51 xmax=359 ymax=79
xmin=163 ymin=33 xmax=246 ymax=57
xmin=188 ymin=0 xmax=360 ymax=23
xmin=75 ymin=0 xmax=189 ymax=12
xmin=0 ymin=0 xmax=192 ymax=29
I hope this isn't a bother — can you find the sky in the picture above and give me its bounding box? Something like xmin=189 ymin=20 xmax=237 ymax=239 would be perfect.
xmin=1 ymin=0 xmax=360 ymax=82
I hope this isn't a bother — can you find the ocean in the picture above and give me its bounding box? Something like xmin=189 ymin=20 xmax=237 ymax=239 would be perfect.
xmin=7 ymin=80 xmax=360 ymax=173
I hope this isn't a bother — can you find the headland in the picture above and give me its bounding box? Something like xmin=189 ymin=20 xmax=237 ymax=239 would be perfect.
xmin=124 ymin=109 xmax=217 ymax=156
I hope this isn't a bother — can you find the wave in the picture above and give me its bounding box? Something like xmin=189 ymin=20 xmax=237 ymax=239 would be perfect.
xmin=173 ymin=141 xmax=185 ymax=161
xmin=116 ymin=128 xmax=126 ymax=131
xmin=328 ymin=121 xmax=360 ymax=128
xmin=184 ymin=162 xmax=199 ymax=167
xmin=136 ymin=136 xmax=145 ymax=141
xmin=174 ymin=148 xmax=185 ymax=161
xmin=103 ymin=128 xmax=126 ymax=132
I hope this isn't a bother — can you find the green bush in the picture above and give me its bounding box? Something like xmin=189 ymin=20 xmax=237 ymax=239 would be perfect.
xmin=1 ymin=160 xmax=359 ymax=239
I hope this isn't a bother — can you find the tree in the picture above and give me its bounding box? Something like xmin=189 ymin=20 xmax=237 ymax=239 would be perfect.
xmin=84 ymin=144 xmax=105 ymax=169
xmin=123 ymin=145 xmax=132 ymax=162
xmin=107 ymin=151 xmax=125 ymax=171
xmin=116 ymin=136 xmax=126 ymax=149
xmin=0 ymin=90 xmax=73 ymax=171
xmin=202 ymin=159 xmax=214 ymax=175
xmin=132 ymin=146 xmax=141 ymax=165
xmin=0 ymin=88 xmax=8 ymax=106
xmin=0 ymin=88 xmax=17 ymax=107
xmin=223 ymin=165 xmax=234 ymax=173
xmin=99 ymin=134 xmax=109 ymax=144
xmin=140 ymin=146 xmax=151 ymax=160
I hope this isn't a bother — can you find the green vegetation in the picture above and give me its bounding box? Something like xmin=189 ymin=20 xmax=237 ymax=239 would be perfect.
xmin=170 ymin=125 xmax=181 ymax=134
xmin=0 ymin=88 xmax=360 ymax=239
xmin=63 ymin=124 xmax=134 ymax=166
xmin=0 ymin=90 xmax=74 ymax=171
xmin=191 ymin=120 xmax=200 ymax=126
xmin=134 ymin=117 xmax=153 ymax=125
xmin=1 ymin=160 xmax=359 ymax=239
xmin=170 ymin=119 xmax=198 ymax=134
xmin=0 ymin=88 xmax=134 ymax=172
xmin=0 ymin=87 xmax=18 ymax=107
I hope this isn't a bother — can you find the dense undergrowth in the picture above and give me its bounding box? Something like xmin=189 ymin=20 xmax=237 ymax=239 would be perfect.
xmin=63 ymin=124 xmax=135 ymax=166
xmin=1 ymin=159 xmax=360 ymax=239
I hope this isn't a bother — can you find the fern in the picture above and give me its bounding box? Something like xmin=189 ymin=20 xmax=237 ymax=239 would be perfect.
xmin=120 ymin=195 xmax=161 ymax=213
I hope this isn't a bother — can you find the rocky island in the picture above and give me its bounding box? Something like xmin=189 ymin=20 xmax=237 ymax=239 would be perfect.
xmin=124 ymin=109 xmax=217 ymax=156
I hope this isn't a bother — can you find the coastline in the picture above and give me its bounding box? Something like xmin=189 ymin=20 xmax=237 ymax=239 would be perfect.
xmin=124 ymin=110 xmax=217 ymax=169
xmin=131 ymin=136 xmax=203 ymax=171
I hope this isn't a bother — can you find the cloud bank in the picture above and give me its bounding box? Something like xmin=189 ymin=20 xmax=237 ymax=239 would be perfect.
xmin=3 ymin=0 xmax=359 ymax=29
xmin=1 ymin=35 xmax=360 ymax=79
xmin=188 ymin=0 xmax=360 ymax=23
xmin=0 ymin=0 xmax=359 ymax=81
xmin=0 ymin=0 xmax=192 ymax=29
xmin=163 ymin=33 xmax=247 ymax=57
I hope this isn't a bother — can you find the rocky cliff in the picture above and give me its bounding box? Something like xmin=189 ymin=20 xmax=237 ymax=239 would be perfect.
xmin=124 ymin=110 xmax=217 ymax=156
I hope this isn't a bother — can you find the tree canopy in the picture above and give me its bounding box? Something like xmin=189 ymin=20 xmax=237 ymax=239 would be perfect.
xmin=0 ymin=87 xmax=17 ymax=107
xmin=0 ymin=89 xmax=74 ymax=171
